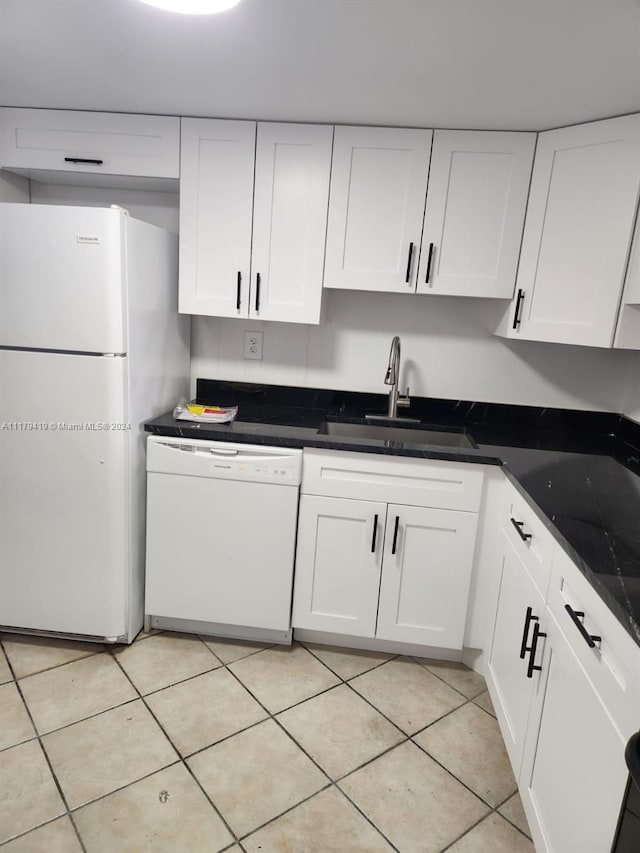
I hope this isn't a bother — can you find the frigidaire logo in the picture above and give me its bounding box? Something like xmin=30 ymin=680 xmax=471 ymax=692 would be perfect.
xmin=76 ymin=235 xmax=102 ymax=244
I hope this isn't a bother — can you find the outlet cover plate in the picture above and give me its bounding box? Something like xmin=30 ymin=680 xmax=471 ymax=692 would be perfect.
xmin=244 ymin=331 xmax=263 ymax=360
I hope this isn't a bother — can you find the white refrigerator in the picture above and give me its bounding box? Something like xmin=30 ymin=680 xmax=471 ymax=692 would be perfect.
xmin=0 ymin=203 xmax=189 ymax=642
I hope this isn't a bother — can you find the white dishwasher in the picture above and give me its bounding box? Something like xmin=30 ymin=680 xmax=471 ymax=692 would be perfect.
xmin=144 ymin=436 xmax=303 ymax=644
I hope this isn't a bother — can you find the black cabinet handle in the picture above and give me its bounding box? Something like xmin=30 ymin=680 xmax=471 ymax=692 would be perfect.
xmin=371 ymin=514 xmax=378 ymax=553
xmin=391 ymin=515 xmax=400 ymax=555
xmin=510 ymin=517 xmax=532 ymax=542
xmin=564 ymin=605 xmax=601 ymax=648
xmin=513 ymin=288 xmax=525 ymax=329
xmin=255 ymin=273 xmax=261 ymax=312
xmin=64 ymin=157 xmax=104 ymax=165
xmin=519 ymin=606 xmax=538 ymax=659
xmin=526 ymin=622 xmax=546 ymax=678
xmin=236 ymin=271 xmax=242 ymax=311
xmin=405 ymin=243 xmax=414 ymax=283
xmin=425 ymin=242 xmax=434 ymax=284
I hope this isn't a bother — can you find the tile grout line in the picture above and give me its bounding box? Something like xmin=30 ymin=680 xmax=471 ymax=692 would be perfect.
xmin=1 ymin=633 xmax=527 ymax=850
xmin=221 ymin=654 xmax=401 ymax=851
xmin=0 ymin=637 xmax=88 ymax=853
xmin=107 ymin=645 xmax=243 ymax=851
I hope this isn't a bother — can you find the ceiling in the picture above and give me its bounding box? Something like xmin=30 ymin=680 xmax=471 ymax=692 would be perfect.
xmin=1 ymin=0 xmax=639 ymax=131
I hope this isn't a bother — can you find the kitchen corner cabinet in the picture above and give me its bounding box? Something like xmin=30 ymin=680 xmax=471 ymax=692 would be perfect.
xmin=291 ymin=450 xmax=483 ymax=650
xmin=179 ymin=118 xmax=333 ymax=323
xmin=0 ymin=107 xmax=180 ymax=179
xmin=497 ymin=114 xmax=640 ymax=348
xmin=323 ymin=126 xmax=534 ymax=299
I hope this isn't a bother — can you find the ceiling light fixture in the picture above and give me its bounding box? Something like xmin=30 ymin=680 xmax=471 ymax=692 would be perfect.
xmin=137 ymin=0 xmax=242 ymax=14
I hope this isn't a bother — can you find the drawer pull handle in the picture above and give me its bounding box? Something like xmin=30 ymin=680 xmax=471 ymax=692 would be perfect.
xmin=64 ymin=157 xmax=104 ymax=165
xmin=510 ymin=517 xmax=532 ymax=542
xmin=391 ymin=515 xmax=400 ymax=555
xmin=565 ymin=605 xmax=601 ymax=648
xmin=371 ymin=514 xmax=378 ymax=553
xmin=236 ymin=271 xmax=242 ymax=311
xmin=405 ymin=243 xmax=414 ymax=284
xmin=526 ymin=622 xmax=546 ymax=678
xmin=424 ymin=242 xmax=434 ymax=284
xmin=519 ymin=606 xmax=538 ymax=659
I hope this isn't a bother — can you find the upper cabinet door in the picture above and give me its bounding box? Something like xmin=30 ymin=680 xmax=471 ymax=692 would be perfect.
xmin=0 ymin=108 xmax=180 ymax=179
xmin=506 ymin=115 xmax=640 ymax=347
xmin=324 ymin=126 xmax=432 ymax=293
xmin=178 ymin=118 xmax=255 ymax=318
xmin=250 ymin=123 xmax=333 ymax=324
xmin=417 ymin=131 xmax=535 ymax=299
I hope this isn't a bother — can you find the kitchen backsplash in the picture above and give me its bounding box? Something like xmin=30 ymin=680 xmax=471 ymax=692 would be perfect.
xmin=191 ymin=290 xmax=631 ymax=414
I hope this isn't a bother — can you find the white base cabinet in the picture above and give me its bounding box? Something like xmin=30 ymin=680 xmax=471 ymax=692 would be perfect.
xmin=486 ymin=532 xmax=546 ymax=775
xmin=292 ymin=450 xmax=483 ymax=652
xmin=519 ymin=610 xmax=628 ymax=853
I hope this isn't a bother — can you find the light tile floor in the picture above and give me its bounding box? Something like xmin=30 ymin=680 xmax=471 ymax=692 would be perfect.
xmin=0 ymin=632 xmax=534 ymax=852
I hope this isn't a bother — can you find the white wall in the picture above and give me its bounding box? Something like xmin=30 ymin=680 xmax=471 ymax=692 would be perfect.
xmin=0 ymin=171 xmax=29 ymax=202
xmin=29 ymin=182 xmax=179 ymax=233
xmin=192 ymin=290 xmax=631 ymax=412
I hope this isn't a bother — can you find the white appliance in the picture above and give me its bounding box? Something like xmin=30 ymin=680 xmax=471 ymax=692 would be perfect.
xmin=0 ymin=203 xmax=189 ymax=643
xmin=145 ymin=436 xmax=303 ymax=644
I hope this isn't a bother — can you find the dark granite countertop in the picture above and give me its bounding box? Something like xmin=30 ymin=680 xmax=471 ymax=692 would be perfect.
xmin=145 ymin=379 xmax=640 ymax=648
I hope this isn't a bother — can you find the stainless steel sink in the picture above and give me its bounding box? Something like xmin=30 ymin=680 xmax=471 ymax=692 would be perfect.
xmin=317 ymin=420 xmax=476 ymax=448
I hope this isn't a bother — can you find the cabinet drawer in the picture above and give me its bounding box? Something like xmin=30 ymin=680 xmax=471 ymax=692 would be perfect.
xmin=502 ymin=483 xmax=554 ymax=597
xmin=301 ymin=449 xmax=484 ymax=511
xmin=0 ymin=108 xmax=180 ymax=179
xmin=548 ymin=546 xmax=640 ymax=737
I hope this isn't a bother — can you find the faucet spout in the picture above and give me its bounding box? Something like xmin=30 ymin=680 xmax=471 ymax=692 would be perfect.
xmin=365 ymin=335 xmax=417 ymax=423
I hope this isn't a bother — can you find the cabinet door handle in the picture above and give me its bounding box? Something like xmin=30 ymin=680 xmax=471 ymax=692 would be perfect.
xmin=424 ymin=242 xmax=434 ymax=284
xmin=510 ymin=517 xmax=532 ymax=542
xmin=526 ymin=622 xmax=546 ymax=678
xmin=564 ymin=605 xmax=601 ymax=648
xmin=405 ymin=243 xmax=414 ymax=284
xmin=64 ymin=157 xmax=104 ymax=165
xmin=519 ymin=606 xmax=539 ymax=659
xmin=391 ymin=515 xmax=400 ymax=555
xmin=512 ymin=288 xmax=525 ymax=329
xmin=370 ymin=514 xmax=378 ymax=553
xmin=236 ymin=271 xmax=242 ymax=311
xmin=255 ymin=273 xmax=261 ymax=312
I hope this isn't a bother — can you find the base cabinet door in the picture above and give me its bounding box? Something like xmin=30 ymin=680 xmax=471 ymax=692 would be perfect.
xmin=291 ymin=495 xmax=385 ymax=637
xmin=519 ymin=611 xmax=629 ymax=853
xmin=486 ymin=533 xmax=546 ymax=775
xmin=375 ymin=504 xmax=478 ymax=648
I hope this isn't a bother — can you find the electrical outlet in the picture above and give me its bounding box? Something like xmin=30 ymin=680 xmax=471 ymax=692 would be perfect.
xmin=244 ymin=331 xmax=263 ymax=360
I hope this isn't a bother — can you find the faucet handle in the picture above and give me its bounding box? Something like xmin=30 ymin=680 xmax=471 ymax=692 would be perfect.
xmin=397 ymin=386 xmax=411 ymax=408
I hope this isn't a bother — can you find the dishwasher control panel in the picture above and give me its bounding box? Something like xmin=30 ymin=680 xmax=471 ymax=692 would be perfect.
xmin=146 ymin=436 xmax=303 ymax=486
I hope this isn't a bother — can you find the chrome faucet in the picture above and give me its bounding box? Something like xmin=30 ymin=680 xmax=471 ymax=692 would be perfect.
xmin=366 ymin=336 xmax=417 ymax=422
xmin=384 ymin=336 xmax=410 ymax=418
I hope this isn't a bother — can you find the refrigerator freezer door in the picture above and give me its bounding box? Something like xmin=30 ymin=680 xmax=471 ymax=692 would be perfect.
xmin=0 ymin=204 xmax=127 ymax=353
xmin=0 ymin=350 xmax=130 ymax=638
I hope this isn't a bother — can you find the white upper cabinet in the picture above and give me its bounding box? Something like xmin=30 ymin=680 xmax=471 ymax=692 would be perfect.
xmin=179 ymin=118 xmax=255 ymax=318
xmin=324 ymin=126 xmax=432 ymax=293
xmin=416 ymin=131 xmax=535 ymax=298
xmin=0 ymin=108 xmax=180 ymax=180
xmin=250 ymin=123 xmax=333 ymax=324
xmin=498 ymin=114 xmax=640 ymax=348
xmin=179 ymin=118 xmax=332 ymax=323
